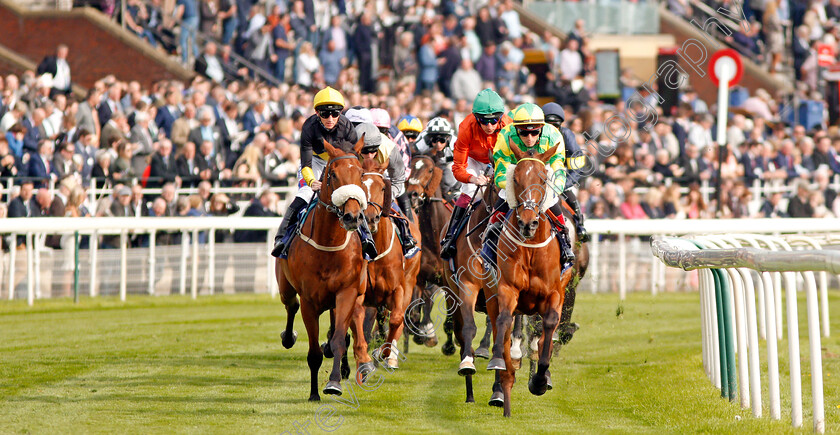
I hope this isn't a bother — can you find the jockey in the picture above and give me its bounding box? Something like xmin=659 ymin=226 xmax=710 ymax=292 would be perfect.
xmin=271 ymin=86 xmax=377 ymax=259
xmin=413 ymin=117 xmax=460 ymax=200
xmin=482 ymin=102 xmax=575 ymax=266
xmin=371 ymin=108 xmax=412 ymax=180
xmin=397 ymin=115 xmax=423 ymax=148
xmin=440 ymin=88 xmax=509 ymax=260
xmin=542 ymin=102 xmax=590 ymax=243
xmin=355 ymin=122 xmax=420 ymax=258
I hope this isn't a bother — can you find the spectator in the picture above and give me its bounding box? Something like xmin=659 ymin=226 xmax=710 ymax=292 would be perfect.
xmin=36 ymin=44 xmax=72 ymax=98
xmin=8 ymin=180 xmax=36 ymax=221
xmin=176 ymin=0 xmax=200 ymax=64
xmin=195 ymin=42 xmax=226 ymax=84
xmin=52 ymin=142 xmax=77 ymax=180
xmin=176 ymin=141 xmax=205 ymax=187
xmin=417 ymin=36 xmax=439 ymax=95
xmin=476 ymin=42 xmax=498 ymax=84
xmin=273 ymin=13 xmax=294 ymax=82
xmin=450 ymin=58 xmax=483 ymax=102
xmin=247 ymin=22 xmax=277 ymax=74
xmin=6 ymin=122 xmax=25 ymax=159
xmin=171 ymin=103 xmax=198 ymax=149
xmin=198 ymin=0 xmax=217 ymax=35
xmin=148 ymin=139 xmax=176 ymax=187
xmin=233 ymin=142 xmax=262 ymax=187
xmin=91 ymin=150 xmax=113 ymax=185
xmin=683 ymin=184 xmax=709 ymax=219
xmin=558 ymin=39 xmax=583 ymax=81
xmin=620 ymin=190 xmax=648 ymax=220
xmin=319 ymin=39 xmax=345 ymax=86
xmin=787 ymin=179 xmax=815 ymax=217
xmin=353 ymin=13 xmax=376 ymax=93
xmin=234 ymin=189 xmax=279 ymax=242
xmin=27 ymin=140 xmax=54 ymax=188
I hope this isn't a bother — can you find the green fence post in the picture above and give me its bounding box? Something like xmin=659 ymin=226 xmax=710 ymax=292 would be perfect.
xmin=715 ymin=268 xmax=737 ymax=401
xmin=711 ymin=268 xmax=729 ymax=399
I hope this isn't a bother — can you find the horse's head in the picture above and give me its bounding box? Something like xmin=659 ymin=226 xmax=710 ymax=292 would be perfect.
xmin=508 ymin=141 xmax=560 ymax=240
xmin=361 ymin=158 xmax=390 ymax=233
xmin=321 ymin=136 xmax=367 ymax=231
xmin=406 ymin=155 xmax=441 ymax=210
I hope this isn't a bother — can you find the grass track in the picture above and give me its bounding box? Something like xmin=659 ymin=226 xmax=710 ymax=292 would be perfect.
xmin=1 ymin=292 xmax=839 ymax=434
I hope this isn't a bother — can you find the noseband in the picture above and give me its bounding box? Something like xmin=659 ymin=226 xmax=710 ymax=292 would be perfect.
xmin=512 ymin=158 xmax=548 ymax=221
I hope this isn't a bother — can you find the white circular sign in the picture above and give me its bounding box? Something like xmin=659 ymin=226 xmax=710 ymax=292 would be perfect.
xmin=714 ymin=56 xmax=737 ymax=82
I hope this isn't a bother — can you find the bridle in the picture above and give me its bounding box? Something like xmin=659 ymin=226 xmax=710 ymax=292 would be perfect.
xmin=318 ymin=154 xmax=362 ymax=220
xmin=362 ymin=171 xmax=386 ymax=218
xmin=512 ymin=157 xmax=548 ymax=222
xmin=407 ymin=155 xmax=443 ymax=205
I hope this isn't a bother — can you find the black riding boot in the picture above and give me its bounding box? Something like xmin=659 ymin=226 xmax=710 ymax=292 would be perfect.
xmin=396 ymin=192 xmax=414 ymax=223
xmin=271 ymin=197 xmax=307 ymax=258
xmin=557 ymin=224 xmax=576 ymax=266
xmin=563 ymin=191 xmax=590 ymax=243
xmin=440 ymin=204 xmax=468 ymax=260
xmin=392 ymin=215 xmax=420 ymax=257
xmin=358 ymin=218 xmax=379 ymax=260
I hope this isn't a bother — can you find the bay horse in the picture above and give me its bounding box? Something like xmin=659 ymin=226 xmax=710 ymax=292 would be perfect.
xmin=485 ymin=143 xmax=575 ymax=417
xmin=360 ymin=159 xmax=422 ymax=369
xmin=441 ymin=180 xmax=500 ymax=404
xmin=404 ymin=154 xmax=451 ymax=349
xmin=276 ymin=137 xmax=374 ymax=401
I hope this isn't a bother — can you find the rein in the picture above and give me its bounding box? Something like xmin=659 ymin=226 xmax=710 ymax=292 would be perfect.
xmin=511 ymin=158 xmax=549 ymax=221
xmin=317 ymin=154 xmax=362 ymax=220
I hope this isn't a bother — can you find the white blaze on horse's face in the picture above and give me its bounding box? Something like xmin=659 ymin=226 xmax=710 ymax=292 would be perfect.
xmin=414 ymin=160 xmax=424 ymax=170
xmin=362 ymin=178 xmax=374 ymax=200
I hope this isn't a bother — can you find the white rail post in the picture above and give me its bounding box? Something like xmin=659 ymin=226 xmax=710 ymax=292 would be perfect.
xmin=266 ymin=230 xmax=275 ymax=297
xmin=762 ymin=269 xmax=781 ymax=420
xmin=7 ymin=233 xmax=16 ymax=300
xmin=180 ymin=231 xmax=188 ymax=295
xmin=33 ymin=234 xmax=41 ymax=300
xmin=650 ymin=254 xmax=658 ymax=296
xmin=148 ymin=231 xmax=156 ymax=295
xmin=619 ymin=235 xmax=627 ymax=300
xmin=26 ymin=233 xmax=33 ymax=306
xmin=120 ymin=231 xmax=127 ymax=302
xmin=191 ymin=229 xmax=199 ymax=299
xmin=89 ymin=230 xmax=98 ymax=297
xmin=804 ymin=272 xmax=826 ymax=433
xmin=208 ymin=229 xmax=215 ymax=295
xmin=783 ymin=271 xmax=803 ymax=428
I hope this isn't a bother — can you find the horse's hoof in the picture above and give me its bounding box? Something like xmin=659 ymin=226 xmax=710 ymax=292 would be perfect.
xmin=474 ymin=347 xmax=490 ymax=359
xmin=412 ymin=334 xmax=425 ymax=345
xmin=488 ymin=391 xmax=504 ymax=407
xmin=340 ymin=359 xmax=351 ymax=380
xmin=487 ymin=358 xmax=506 ymax=371
xmin=458 ymin=357 xmax=476 ymax=376
xmin=442 ymin=340 xmax=456 ymax=356
xmin=321 ymin=342 xmax=333 ymax=358
xmin=371 ymin=348 xmax=382 ymax=366
xmin=424 ymin=335 xmax=438 ymax=348
xmin=357 ymin=362 xmax=376 ymax=385
xmin=557 ymin=323 xmax=580 ymax=345
xmin=385 ymin=357 xmax=399 ymax=370
xmin=308 ymin=394 xmax=320 ymax=401
xmin=280 ymin=330 xmax=297 ymax=349
xmin=528 ymin=374 xmax=548 ymax=396
xmin=323 ymin=381 xmax=342 ymax=396
xmin=511 ymin=358 xmax=521 ymax=370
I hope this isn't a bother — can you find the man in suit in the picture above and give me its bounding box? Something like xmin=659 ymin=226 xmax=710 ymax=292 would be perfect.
xmin=46 ymin=179 xmax=73 ymax=249
xmin=100 ymin=111 xmax=129 ymax=150
xmin=740 ymin=140 xmax=766 ymax=185
xmin=102 ymin=186 xmax=134 ymax=248
xmin=175 ymin=141 xmax=208 ymax=187
xmin=27 ymin=140 xmax=55 ymax=188
xmin=74 ymin=128 xmax=98 ymax=184
xmin=194 ymin=41 xmax=226 ymax=83
xmin=129 ymin=110 xmax=155 ymax=177
xmin=97 ymin=84 xmax=123 ymax=128
xmin=51 ymin=142 xmax=77 ymax=180
xmin=188 ymin=107 xmax=222 ymax=156
xmin=148 ymin=139 xmax=177 ymax=187
xmin=787 ymin=180 xmax=815 ymax=218
xmin=679 ymin=143 xmax=711 ymax=186
xmin=155 ymin=90 xmax=181 ymax=138
xmin=198 ymin=140 xmax=223 ymax=181
xmin=36 ymin=44 xmax=72 ymax=98
xmin=22 ymin=108 xmax=46 ymax=155
xmin=259 ymin=139 xmax=291 ymax=186
xmin=241 ymin=99 xmax=272 ymax=146
xmin=772 ymin=139 xmax=798 ymax=181
xmin=76 ymin=89 xmax=102 ymax=139
xmin=8 ymin=181 xmax=36 ymax=219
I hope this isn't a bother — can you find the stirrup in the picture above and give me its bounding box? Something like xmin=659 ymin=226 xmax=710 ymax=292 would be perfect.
xmin=577 ymin=225 xmax=590 ymax=243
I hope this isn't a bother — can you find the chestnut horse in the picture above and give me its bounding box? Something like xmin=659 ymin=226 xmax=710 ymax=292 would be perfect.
xmin=441 ymin=181 xmax=499 ymax=403
xmin=360 ymin=159 xmax=421 ymax=369
xmin=276 ymin=137 xmax=373 ymax=401
xmin=485 ymin=143 xmax=575 ymax=417
xmin=404 ymin=154 xmax=451 ymax=348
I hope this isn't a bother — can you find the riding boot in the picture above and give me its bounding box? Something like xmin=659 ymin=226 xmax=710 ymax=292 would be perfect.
xmin=392 ymin=215 xmax=420 ymax=258
xmin=357 ymin=219 xmax=379 ymax=260
xmin=396 ymin=192 xmax=414 ymax=223
xmin=440 ymin=204 xmax=468 ymax=260
xmin=271 ymin=197 xmax=307 ymax=258
xmin=479 ymin=221 xmax=503 ymax=269
xmin=557 ymin=224 xmax=576 ymax=267
xmin=564 ymin=192 xmax=590 ymax=243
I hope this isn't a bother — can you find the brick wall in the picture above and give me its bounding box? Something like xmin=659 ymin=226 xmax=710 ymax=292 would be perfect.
xmin=0 ymin=1 xmax=193 ymax=89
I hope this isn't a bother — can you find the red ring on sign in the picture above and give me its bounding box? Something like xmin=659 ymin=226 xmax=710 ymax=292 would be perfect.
xmin=709 ymin=48 xmax=743 ymax=88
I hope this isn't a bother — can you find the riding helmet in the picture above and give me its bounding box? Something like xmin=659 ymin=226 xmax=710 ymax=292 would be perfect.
xmin=313 ymin=86 xmax=345 ymax=110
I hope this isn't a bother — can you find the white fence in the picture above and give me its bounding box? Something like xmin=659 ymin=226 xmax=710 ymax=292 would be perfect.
xmin=651 ymin=235 xmax=832 ymax=433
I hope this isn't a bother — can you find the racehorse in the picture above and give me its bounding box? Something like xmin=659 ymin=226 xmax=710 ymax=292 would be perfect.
xmin=485 ymin=143 xmax=575 ymax=417
xmin=276 ymin=137 xmax=374 ymax=401
xmin=404 ymin=154 xmax=451 ymax=349
xmin=441 ymin=180 xmax=500 ymax=404
xmin=359 ymin=159 xmax=422 ymax=369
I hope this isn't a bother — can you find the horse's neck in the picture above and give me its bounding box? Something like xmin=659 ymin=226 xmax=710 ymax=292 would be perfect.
xmin=373 ymin=215 xmax=393 ymax=247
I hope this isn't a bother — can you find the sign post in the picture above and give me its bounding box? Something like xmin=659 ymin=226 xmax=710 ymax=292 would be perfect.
xmin=709 ymin=49 xmax=743 ymax=217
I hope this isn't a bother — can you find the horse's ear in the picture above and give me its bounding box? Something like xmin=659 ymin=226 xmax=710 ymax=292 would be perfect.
xmin=426 ymin=166 xmax=443 ymax=198
xmin=378 ymin=158 xmax=389 ymax=173
xmin=536 ymin=143 xmax=560 ymax=164
xmin=323 ymin=138 xmax=342 ymax=159
xmin=508 ymin=135 xmax=527 ymax=162
xmin=353 ymin=133 xmax=365 ymax=155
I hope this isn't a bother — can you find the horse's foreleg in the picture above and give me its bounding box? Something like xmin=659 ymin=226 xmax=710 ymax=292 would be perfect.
xmin=277 ymin=263 xmax=299 ymax=349
xmin=510 ymin=314 xmax=524 ymax=363
xmin=328 ymin=291 xmax=356 ymax=387
xmin=500 ymin=324 xmax=515 ymax=417
xmin=529 ymin=294 xmax=561 ymax=397
xmin=487 ymin=296 xmax=504 ymax=408
xmin=322 ymin=309 xmax=336 ymax=359
xmin=420 ymin=283 xmax=438 ymax=347
xmin=380 ymin=286 xmax=406 ymax=369
xmin=363 ymin=306 xmax=377 ymax=344
xmin=300 ymin=301 xmax=323 ymax=401
xmin=488 ymin=286 xmax=516 ymax=371
xmin=348 ymin=294 xmax=374 ymax=385
xmin=557 ymin=283 xmax=578 ymax=345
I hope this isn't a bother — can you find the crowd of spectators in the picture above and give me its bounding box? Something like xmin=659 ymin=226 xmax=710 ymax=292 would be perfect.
xmin=0 ymin=0 xmax=837 ymax=257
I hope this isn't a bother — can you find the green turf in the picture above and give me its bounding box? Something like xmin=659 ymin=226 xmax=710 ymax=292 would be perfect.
xmin=0 ymin=291 xmax=838 ymax=434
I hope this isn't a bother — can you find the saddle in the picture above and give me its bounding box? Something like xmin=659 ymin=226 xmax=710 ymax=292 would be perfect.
xmin=276 ymin=200 xmax=318 ymax=260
